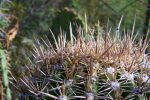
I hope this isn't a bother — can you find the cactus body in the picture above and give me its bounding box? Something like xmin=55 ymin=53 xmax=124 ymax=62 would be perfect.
xmin=14 ymin=26 xmax=150 ymax=100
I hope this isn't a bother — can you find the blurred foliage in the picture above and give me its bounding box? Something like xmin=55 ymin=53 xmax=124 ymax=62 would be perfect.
xmin=71 ymin=0 xmax=148 ymax=30
xmin=0 ymin=17 xmax=8 ymax=28
xmin=0 ymin=0 xmax=65 ymax=76
xmin=0 ymin=48 xmax=11 ymax=100
xmin=51 ymin=8 xmax=83 ymax=40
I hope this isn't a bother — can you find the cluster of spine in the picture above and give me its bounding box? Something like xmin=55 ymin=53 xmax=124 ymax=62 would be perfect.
xmin=13 ymin=29 xmax=150 ymax=100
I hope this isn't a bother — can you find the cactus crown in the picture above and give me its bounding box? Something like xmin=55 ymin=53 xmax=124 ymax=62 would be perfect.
xmin=12 ymin=25 xmax=150 ymax=100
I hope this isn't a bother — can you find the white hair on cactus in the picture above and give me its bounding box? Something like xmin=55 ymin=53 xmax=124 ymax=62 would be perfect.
xmin=141 ymin=54 xmax=150 ymax=69
xmin=58 ymin=95 xmax=68 ymax=100
xmin=142 ymin=74 xmax=150 ymax=83
xmin=106 ymin=67 xmax=115 ymax=74
xmin=121 ymin=72 xmax=134 ymax=81
xmin=86 ymin=92 xmax=94 ymax=100
xmin=110 ymin=81 xmax=120 ymax=90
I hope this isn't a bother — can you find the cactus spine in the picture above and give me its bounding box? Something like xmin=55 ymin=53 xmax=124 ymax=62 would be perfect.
xmin=13 ymin=25 xmax=150 ymax=100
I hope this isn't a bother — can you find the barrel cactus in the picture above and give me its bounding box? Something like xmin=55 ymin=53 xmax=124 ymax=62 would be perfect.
xmin=12 ymin=24 xmax=150 ymax=100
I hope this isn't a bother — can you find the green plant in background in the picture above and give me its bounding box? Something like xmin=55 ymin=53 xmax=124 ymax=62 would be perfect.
xmin=12 ymin=24 xmax=150 ymax=99
xmin=0 ymin=2 xmax=11 ymax=98
xmin=0 ymin=17 xmax=9 ymax=29
xmin=0 ymin=43 xmax=11 ymax=100
xmin=51 ymin=7 xmax=83 ymax=41
xmin=71 ymin=0 xmax=147 ymax=30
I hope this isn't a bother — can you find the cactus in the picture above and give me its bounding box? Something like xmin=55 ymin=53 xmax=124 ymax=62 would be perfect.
xmin=13 ymin=24 xmax=150 ymax=100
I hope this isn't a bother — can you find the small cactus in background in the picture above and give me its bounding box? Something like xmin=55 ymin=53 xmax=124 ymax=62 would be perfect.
xmin=13 ymin=24 xmax=150 ymax=100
